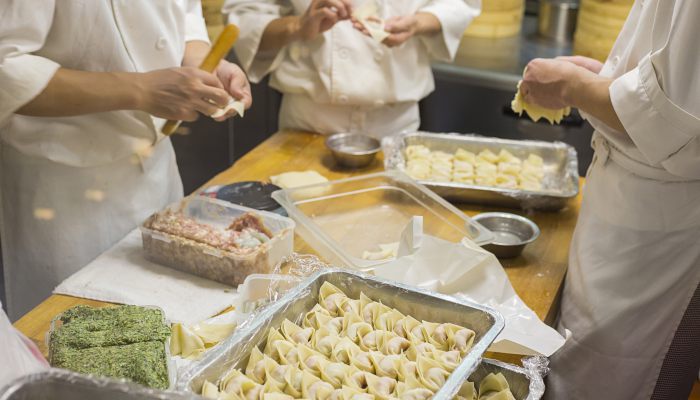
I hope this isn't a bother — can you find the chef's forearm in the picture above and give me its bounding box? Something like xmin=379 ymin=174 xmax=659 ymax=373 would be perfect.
xmin=16 ymin=68 xmax=142 ymax=117
xmin=259 ymin=16 xmax=302 ymax=53
xmin=415 ymin=12 xmax=442 ymax=36
xmin=565 ymin=71 xmax=625 ymax=133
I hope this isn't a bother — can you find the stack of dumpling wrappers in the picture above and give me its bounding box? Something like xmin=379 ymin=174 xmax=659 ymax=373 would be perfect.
xmin=200 ymin=283 xmax=519 ymax=400
xmin=405 ymin=145 xmax=545 ymax=191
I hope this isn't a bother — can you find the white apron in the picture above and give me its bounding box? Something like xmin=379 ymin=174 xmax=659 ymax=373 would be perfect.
xmin=546 ymin=136 xmax=700 ymax=399
xmin=278 ymin=93 xmax=420 ymax=137
xmin=0 ymin=140 xmax=183 ymax=321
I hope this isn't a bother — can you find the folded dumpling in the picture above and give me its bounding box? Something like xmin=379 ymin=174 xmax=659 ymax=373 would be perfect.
xmin=313 ymin=330 xmax=342 ymax=357
xmin=201 ymin=380 xmax=220 ymax=399
xmin=321 ymin=361 xmax=352 ymax=389
xmin=220 ymin=369 xmax=261 ymax=399
xmin=369 ymin=352 xmax=402 ymax=379
xmin=298 ymin=344 xmax=327 ymax=377
xmin=302 ymin=369 xmax=336 ymax=400
xmin=365 ymin=372 xmax=397 ymax=400
xmin=406 ymin=145 xmax=431 ymax=159
xmin=170 ymin=322 xmax=206 ymax=359
xmin=282 ymin=366 xmax=304 ymax=398
xmin=477 ymin=149 xmax=499 ymax=164
xmin=281 ymin=319 xmax=314 ymax=345
xmin=448 ymin=327 xmax=476 ymax=355
xmin=455 ymin=148 xmax=476 ymax=163
xmin=377 ymin=332 xmax=410 ymax=356
xmin=343 ymin=368 xmax=369 ymax=392
xmin=319 ymin=282 xmax=349 ymax=316
xmin=245 ymin=347 xmax=267 ymax=383
xmin=416 ymin=355 xmax=450 ymax=392
xmin=428 ymin=349 xmax=461 ymax=372
xmin=478 ymin=373 xmax=516 ymax=400
xmin=271 ymin=339 xmax=300 ymax=366
xmin=457 ymin=381 xmax=476 ymax=400
xmin=264 ymin=328 xmax=287 ymax=358
xmin=304 ymin=304 xmax=333 ymax=330
xmin=331 ymin=337 xmax=361 ymax=365
xmin=343 ymin=312 xmax=373 ymax=344
xmin=373 ymin=308 xmax=405 ymax=332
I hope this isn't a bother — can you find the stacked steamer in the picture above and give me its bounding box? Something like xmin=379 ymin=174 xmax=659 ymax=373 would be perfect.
xmin=202 ymin=0 xmax=225 ymax=42
xmin=463 ymin=0 xmax=525 ymax=39
xmin=574 ymin=0 xmax=634 ymax=61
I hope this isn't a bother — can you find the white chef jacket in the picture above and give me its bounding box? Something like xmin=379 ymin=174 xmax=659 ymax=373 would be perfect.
xmin=547 ymin=1 xmax=700 ymax=399
xmin=0 ymin=1 xmax=208 ymax=320
xmin=224 ymin=0 xmax=479 ymax=135
xmin=0 ymin=0 xmax=210 ymax=167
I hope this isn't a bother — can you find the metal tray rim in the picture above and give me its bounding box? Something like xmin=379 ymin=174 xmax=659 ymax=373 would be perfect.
xmin=178 ymin=268 xmax=505 ymax=399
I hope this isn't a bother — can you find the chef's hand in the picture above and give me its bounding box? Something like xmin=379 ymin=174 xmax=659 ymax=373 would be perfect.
xmin=212 ymin=60 xmax=252 ymax=121
xmin=297 ymin=0 xmax=353 ymax=41
xmin=137 ymin=67 xmax=231 ymax=121
xmin=381 ymin=15 xmax=419 ymax=47
xmin=556 ymin=55 xmax=604 ymax=74
xmin=520 ymin=58 xmax=594 ymax=109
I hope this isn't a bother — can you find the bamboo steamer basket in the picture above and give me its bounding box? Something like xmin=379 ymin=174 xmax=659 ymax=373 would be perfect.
xmin=573 ymin=0 xmax=634 ymax=61
xmin=464 ymin=0 xmax=525 ymax=39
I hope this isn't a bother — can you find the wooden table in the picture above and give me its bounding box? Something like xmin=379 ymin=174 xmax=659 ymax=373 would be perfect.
xmin=14 ymin=130 xmax=582 ymax=358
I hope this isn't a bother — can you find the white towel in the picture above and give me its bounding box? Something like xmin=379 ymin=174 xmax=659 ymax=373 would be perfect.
xmin=54 ymin=229 xmax=239 ymax=324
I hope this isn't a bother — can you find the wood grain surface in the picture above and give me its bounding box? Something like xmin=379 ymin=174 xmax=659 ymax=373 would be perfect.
xmin=14 ymin=130 xmax=582 ymax=361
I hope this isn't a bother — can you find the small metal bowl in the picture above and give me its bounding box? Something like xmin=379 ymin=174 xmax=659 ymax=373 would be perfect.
xmin=326 ymin=133 xmax=381 ymax=168
xmin=472 ymin=212 xmax=540 ymax=259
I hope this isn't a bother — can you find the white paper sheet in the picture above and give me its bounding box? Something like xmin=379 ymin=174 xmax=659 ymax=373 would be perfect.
xmin=54 ymin=229 xmax=239 ymax=324
xmin=373 ymin=219 xmax=566 ymax=356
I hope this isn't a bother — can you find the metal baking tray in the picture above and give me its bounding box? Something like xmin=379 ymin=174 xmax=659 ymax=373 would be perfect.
xmin=0 ymin=369 xmax=197 ymax=400
xmin=178 ymin=269 xmax=505 ymax=399
xmin=468 ymin=358 xmax=544 ymax=400
xmin=383 ymin=132 xmax=579 ymax=211
xmin=272 ymin=171 xmax=494 ymax=271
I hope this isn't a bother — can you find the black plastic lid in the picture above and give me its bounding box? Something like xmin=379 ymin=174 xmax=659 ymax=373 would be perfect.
xmin=212 ymin=181 xmax=282 ymax=212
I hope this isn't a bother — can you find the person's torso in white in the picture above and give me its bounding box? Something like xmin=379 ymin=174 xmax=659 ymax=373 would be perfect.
xmin=0 ymin=1 xmax=206 ymax=319
xmin=547 ymin=1 xmax=700 ymax=399
xmin=1 ymin=1 xmax=198 ymax=167
xmin=227 ymin=0 xmax=478 ymax=135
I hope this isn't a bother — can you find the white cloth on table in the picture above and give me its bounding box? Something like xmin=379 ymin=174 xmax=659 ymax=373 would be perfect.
xmin=54 ymin=229 xmax=239 ymax=325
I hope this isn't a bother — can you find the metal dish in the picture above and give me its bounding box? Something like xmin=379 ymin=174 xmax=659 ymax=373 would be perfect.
xmin=326 ymin=133 xmax=381 ymax=168
xmin=383 ymin=132 xmax=579 ymax=211
xmin=0 ymin=369 xmax=197 ymax=400
xmin=472 ymin=212 xmax=540 ymax=258
xmin=178 ymin=269 xmax=505 ymax=399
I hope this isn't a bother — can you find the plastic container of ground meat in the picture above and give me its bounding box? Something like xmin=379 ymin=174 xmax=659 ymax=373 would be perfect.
xmin=140 ymin=197 xmax=295 ymax=287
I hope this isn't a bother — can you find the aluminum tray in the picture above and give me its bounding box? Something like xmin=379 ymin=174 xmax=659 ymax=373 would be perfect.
xmin=383 ymin=132 xmax=579 ymax=211
xmin=469 ymin=359 xmax=544 ymax=400
xmin=0 ymin=369 xmax=198 ymax=400
xmin=178 ymin=269 xmax=505 ymax=399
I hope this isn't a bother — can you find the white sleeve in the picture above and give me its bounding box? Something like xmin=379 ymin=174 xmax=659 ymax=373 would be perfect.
xmin=609 ymin=0 xmax=700 ymax=179
xmin=223 ymin=0 xmax=289 ymax=83
xmin=418 ymin=0 xmax=480 ymax=62
xmin=184 ymin=0 xmax=211 ymax=44
xmin=0 ymin=0 xmax=60 ymax=124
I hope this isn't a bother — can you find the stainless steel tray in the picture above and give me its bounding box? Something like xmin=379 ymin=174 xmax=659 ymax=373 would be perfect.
xmin=469 ymin=359 xmax=544 ymax=400
xmin=0 ymin=369 xmax=198 ymax=400
xmin=178 ymin=269 xmax=505 ymax=399
xmin=383 ymin=132 xmax=579 ymax=211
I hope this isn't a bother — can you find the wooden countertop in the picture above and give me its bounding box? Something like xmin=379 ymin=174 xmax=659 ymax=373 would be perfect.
xmin=14 ymin=130 xmax=582 ymax=358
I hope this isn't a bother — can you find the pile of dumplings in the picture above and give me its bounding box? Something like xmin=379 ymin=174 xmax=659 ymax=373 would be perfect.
xmin=404 ymin=145 xmax=545 ymax=191
xmin=200 ymin=282 xmax=489 ymax=400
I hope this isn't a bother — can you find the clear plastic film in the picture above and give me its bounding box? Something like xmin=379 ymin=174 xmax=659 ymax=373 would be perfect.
xmin=382 ymin=131 xmax=579 ymax=211
xmin=521 ymin=356 xmax=549 ymax=400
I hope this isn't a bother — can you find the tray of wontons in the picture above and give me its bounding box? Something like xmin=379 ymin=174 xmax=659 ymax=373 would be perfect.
xmin=177 ymin=269 xmax=505 ymax=400
xmin=383 ymin=132 xmax=579 ymax=211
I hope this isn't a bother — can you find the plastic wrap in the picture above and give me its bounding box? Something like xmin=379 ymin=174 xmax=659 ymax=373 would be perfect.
xmin=521 ymin=356 xmax=549 ymax=400
xmin=382 ymin=132 xmax=579 ymax=211
xmin=0 ymin=369 xmax=197 ymax=400
xmin=177 ymin=268 xmax=505 ymax=399
xmin=0 ymin=305 xmax=48 ymax=389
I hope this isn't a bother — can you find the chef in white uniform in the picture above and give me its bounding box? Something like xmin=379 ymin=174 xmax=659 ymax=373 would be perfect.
xmin=518 ymin=0 xmax=700 ymax=398
xmin=0 ymin=1 xmax=252 ymax=320
xmin=224 ymin=0 xmax=479 ymax=137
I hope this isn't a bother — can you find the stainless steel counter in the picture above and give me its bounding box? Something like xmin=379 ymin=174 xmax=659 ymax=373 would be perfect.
xmin=432 ymin=15 xmax=572 ymax=91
